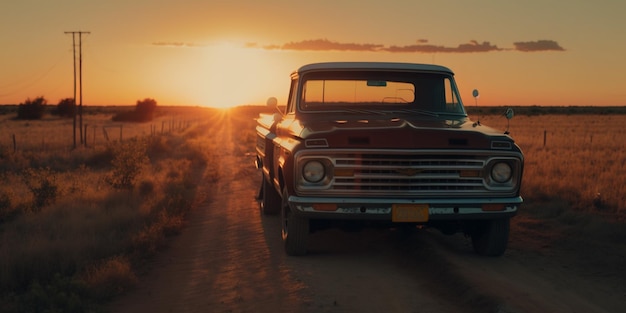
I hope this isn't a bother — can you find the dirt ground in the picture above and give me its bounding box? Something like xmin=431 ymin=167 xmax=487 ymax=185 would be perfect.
xmin=110 ymin=113 xmax=626 ymax=313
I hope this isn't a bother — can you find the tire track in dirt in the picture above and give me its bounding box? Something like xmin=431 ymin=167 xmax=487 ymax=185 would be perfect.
xmin=110 ymin=112 xmax=308 ymax=312
xmin=423 ymin=229 xmax=626 ymax=313
xmin=110 ymin=112 xmax=469 ymax=313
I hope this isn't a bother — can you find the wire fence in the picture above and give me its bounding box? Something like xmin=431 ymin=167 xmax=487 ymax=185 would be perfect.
xmin=1 ymin=117 xmax=196 ymax=154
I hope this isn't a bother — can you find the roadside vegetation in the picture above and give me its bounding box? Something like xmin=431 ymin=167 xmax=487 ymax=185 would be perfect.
xmin=475 ymin=111 xmax=626 ymax=260
xmin=0 ymin=106 xmax=219 ymax=312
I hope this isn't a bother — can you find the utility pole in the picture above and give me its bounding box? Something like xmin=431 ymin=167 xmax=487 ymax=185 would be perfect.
xmin=65 ymin=31 xmax=90 ymax=148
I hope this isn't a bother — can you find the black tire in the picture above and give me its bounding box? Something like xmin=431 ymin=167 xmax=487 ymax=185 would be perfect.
xmin=259 ymin=178 xmax=281 ymax=215
xmin=470 ymin=218 xmax=510 ymax=257
xmin=281 ymin=188 xmax=309 ymax=256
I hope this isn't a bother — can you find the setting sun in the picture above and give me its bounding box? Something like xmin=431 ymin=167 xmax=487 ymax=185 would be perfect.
xmin=199 ymin=42 xmax=273 ymax=108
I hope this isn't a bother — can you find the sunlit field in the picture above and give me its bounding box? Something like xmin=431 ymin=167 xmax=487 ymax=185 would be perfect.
xmin=477 ymin=113 xmax=626 ymax=215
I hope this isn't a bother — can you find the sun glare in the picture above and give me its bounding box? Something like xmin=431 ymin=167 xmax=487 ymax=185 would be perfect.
xmin=200 ymin=42 xmax=271 ymax=108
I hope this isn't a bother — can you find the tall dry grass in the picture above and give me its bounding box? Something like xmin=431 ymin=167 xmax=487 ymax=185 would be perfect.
xmin=0 ymin=106 xmax=219 ymax=312
xmin=478 ymin=113 xmax=626 ymax=216
xmin=478 ymin=112 xmax=626 ymax=273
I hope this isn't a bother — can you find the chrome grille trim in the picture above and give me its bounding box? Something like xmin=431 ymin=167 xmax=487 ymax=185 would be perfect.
xmin=295 ymin=149 xmax=521 ymax=198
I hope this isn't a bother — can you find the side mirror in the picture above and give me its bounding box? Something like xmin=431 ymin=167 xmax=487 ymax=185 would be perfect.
xmin=471 ymin=89 xmax=481 ymax=127
xmin=503 ymin=108 xmax=514 ymax=134
xmin=266 ymin=97 xmax=278 ymax=107
xmin=504 ymin=107 xmax=514 ymax=120
xmin=266 ymin=96 xmax=283 ymax=117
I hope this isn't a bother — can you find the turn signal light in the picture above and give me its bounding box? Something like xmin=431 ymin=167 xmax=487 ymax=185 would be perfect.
xmin=312 ymin=203 xmax=338 ymax=211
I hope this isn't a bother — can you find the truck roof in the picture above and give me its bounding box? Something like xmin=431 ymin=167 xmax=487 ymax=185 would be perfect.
xmin=295 ymin=62 xmax=454 ymax=75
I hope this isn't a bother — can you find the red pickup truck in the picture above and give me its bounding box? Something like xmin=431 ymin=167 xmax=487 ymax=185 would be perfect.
xmin=255 ymin=62 xmax=523 ymax=256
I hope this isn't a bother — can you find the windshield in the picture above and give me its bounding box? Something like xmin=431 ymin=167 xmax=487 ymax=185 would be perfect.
xmin=299 ymin=71 xmax=465 ymax=115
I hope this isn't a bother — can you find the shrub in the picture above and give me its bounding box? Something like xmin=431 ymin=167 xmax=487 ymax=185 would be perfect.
xmin=82 ymin=255 xmax=137 ymax=301
xmin=54 ymin=98 xmax=76 ymax=118
xmin=21 ymin=167 xmax=58 ymax=211
xmin=135 ymin=98 xmax=157 ymax=122
xmin=105 ymin=139 xmax=149 ymax=189
xmin=111 ymin=98 xmax=157 ymax=122
xmin=17 ymin=96 xmax=47 ymax=120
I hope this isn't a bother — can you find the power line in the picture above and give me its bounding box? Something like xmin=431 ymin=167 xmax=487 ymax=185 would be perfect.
xmin=65 ymin=31 xmax=90 ymax=148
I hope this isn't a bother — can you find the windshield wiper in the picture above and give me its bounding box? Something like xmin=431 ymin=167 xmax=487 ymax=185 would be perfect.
xmin=385 ymin=108 xmax=440 ymax=117
xmin=327 ymin=108 xmax=388 ymax=115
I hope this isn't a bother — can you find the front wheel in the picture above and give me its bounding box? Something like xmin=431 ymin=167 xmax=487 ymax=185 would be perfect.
xmin=470 ymin=218 xmax=510 ymax=257
xmin=259 ymin=178 xmax=281 ymax=215
xmin=281 ymin=188 xmax=309 ymax=256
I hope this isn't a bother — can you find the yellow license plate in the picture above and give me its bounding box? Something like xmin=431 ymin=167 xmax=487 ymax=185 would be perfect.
xmin=392 ymin=204 xmax=429 ymax=222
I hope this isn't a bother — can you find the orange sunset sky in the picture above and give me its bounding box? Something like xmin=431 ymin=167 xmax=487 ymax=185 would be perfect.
xmin=1 ymin=0 xmax=625 ymax=108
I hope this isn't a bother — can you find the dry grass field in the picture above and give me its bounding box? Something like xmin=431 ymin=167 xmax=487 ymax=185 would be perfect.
xmin=1 ymin=105 xmax=624 ymax=312
xmin=475 ymin=111 xmax=626 ymax=298
xmin=0 ymin=106 xmax=221 ymax=312
xmin=478 ymin=112 xmax=626 ymax=215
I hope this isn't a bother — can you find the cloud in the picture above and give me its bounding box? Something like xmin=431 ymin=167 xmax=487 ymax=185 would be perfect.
xmin=513 ymin=40 xmax=565 ymax=52
xmin=151 ymin=41 xmax=205 ymax=48
xmin=386 ymin=40 xmax=501 ymax=53
xmin=261 ymin=44 xmax=282 ymax=50
xmin=279 ymin=39 xmax=385 ymax=52
xmin=248 ymin=38 xmax=567 ymax=53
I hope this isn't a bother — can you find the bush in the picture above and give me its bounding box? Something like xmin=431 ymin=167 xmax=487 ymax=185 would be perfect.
xmin=82 ymin=256 xmax=137 ymax=301
xmin=54 ymin=98 xmax=76 ymax=118
xmin=105 ymin=139 xmax=149 ymax=189
xmin=21 ymin=167 xmax=58 ymax=211
xmin=111 ymin=98 xmax=157 ymax=122
xmin=17 ymin=96 xmax=47 ymax=120
xmin=135 ymin=98 xmax=157 ymax=122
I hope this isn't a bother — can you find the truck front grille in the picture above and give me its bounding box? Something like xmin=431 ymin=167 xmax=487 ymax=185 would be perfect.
xmin=296 ymin=149 xmax=519 ymax=198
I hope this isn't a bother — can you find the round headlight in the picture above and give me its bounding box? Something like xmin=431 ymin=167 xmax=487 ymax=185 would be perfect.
xmin=303 ymin=160 xmax=325 ymax=183
xmin=491 ymin=162 xmax=512 ymax=183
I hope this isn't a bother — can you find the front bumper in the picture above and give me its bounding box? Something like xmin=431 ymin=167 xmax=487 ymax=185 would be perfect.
xmin=288 ymin=196 xmax=522 ymax=221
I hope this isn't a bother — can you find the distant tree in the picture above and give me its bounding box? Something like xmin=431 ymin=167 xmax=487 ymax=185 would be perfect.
xmin=135 ymin=98 xmax=157 ymax=122
xmin=53 ymin=98 xmax=76 ymax=118
xmin=112 ymin=98 xmax=158 ymax=122
xmin=17 ymin=96 xmax=47 ymax=120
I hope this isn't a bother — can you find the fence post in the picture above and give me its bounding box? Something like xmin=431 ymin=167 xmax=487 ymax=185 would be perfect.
xmin=543 ymin=130 xmax=547 ymax=147
xmin=102 ymin=127 xmax=109 ymax=141
xmin=12 ymin=134 xmax=16 ymax=153
xmin=84 ymin=124 xmax=88 ymax=147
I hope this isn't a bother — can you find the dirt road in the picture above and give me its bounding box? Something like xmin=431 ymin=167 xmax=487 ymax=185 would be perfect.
xmin=111 ymin=112 xmax=625 ymax=313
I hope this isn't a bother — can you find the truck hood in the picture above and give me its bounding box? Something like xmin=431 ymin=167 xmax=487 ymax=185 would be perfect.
xmin=280 ymin=116 xmax=515 ymax=150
